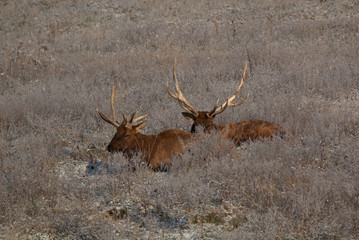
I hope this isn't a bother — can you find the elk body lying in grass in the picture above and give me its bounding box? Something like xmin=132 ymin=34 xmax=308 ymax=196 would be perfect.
xmin=167 ymin=60 xmax=288 ymax=146
xmin=98 ymin=82 xmax=193 ymax=171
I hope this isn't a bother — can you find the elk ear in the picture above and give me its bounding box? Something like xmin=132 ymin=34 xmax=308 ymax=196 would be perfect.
xmin=182 ymin=112 xmax=196 ymax=121
xmin=134 ymin=121 xmax=147 ymax=133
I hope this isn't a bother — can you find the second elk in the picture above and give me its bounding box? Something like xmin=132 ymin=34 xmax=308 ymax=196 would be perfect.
xmin=98 ymin=82 xmax=193 ymax=171
xmin=167 ymin=60 xmax=287 ymax=146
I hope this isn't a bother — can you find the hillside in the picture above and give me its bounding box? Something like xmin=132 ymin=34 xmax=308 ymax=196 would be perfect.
xmin=1 ymin=1 xmax=358 ymax=239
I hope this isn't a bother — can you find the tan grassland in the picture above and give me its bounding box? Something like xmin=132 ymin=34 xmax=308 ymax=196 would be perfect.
xmin=1 ymin=0 xmax=358 ymax=239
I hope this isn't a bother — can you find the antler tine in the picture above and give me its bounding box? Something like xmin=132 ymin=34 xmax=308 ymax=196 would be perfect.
xmin=227 ymin=93 xmax=249 ymax=107
xmin=208 ymin=99 xmax=229 ymax=117
xmin=97 ymin=108 xmax=119 ymax=127
xmin=166 ymin=82 xmax=178 ymax=99
xmin=124 ymin=111 xmax=149 ymax=126
xmin=122 ymin=112 xmax=128 ymax=122
xmin=227 ymin=62 xmax=249 ymax=107
xmin=122 ymin=112 xmax=133 ymax=128
xmin=129 ymin=111 xmax=138 ymax=123
xmin=166 ymin=82 xmax=197 ymax=115
xmin=111 ymin=81 xmax=127 ymax=121
xmin=208 ymin=98 xmax=219 ymax=116
xmin=130 ymin=111 xmax=149 ymax=123
xmin=208 ymin=62 xmax=248 ymax=117
xmin=214 ymin=62 xmax=249 ymax=113
xmin=113 ymin=81 xmax=127 ymax=103
xmin=133 ymin=114 xmax=149 ymax=124
xmin=166 ymin=58 xmax=199 ymax=117
xmin=98 ymin=81 xmax=126 ymax=128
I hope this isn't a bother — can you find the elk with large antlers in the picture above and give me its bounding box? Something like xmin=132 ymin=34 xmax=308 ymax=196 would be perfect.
xmin=167 ymin=59 xmax=288 ymax=145
xmin=98 ymin=82 xmax=193 ymax=171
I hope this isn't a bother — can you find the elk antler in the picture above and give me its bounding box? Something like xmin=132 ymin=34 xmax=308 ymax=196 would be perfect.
xmin=122 ymin=111 xmax=149 ymax=128
xmin=97 ymin=81 xmax=127 ymax=128
xmin=166 ymin=58 xmax=199 ymax=117
xmin=208 ymin=98 xmax=229 ymax=117
xmin=209 ymin=62 xmax=249 ymax=117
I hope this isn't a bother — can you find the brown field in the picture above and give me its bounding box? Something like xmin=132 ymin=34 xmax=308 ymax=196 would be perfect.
xmin=1 ymin=0 xmax=358 ymax=239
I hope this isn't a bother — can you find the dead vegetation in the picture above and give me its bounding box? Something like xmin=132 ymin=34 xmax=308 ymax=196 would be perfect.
xmin=1 ymin=0 xmax=358 ymax=239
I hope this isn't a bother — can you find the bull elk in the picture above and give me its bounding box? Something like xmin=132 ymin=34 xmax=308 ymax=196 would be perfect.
xmin=166 ymin=59 xmax=287 ymax=145
xmin=97 ymin=82 xmax=193 ymax=171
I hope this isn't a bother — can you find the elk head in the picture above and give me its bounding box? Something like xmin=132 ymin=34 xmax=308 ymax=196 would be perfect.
xmin=97 ymin=82 xmax=149 ymax=153
xmin=167 ymin=59 xmax=249 ymax=133
xmin=98 ymin=81 xmax=198 ymax=171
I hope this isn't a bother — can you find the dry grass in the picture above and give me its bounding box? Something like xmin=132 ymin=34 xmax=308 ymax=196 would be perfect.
xmin=1 ymin=0 xmax=359 ymax=239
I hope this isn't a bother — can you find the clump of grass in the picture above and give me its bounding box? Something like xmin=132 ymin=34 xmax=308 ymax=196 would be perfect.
xmin=228 ymin=214 xmax=248 ymax=229
xmin=191 ymin=212 xmax=225 ymax=225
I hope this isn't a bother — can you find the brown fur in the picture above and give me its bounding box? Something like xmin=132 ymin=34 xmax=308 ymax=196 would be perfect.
xmin=185 ymin=111 xmax=287 ymax=145
xmin=107 ymin=119 xmax=193 ymax=170
xmin=218 ymin=119 xmax=285 ymax=145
